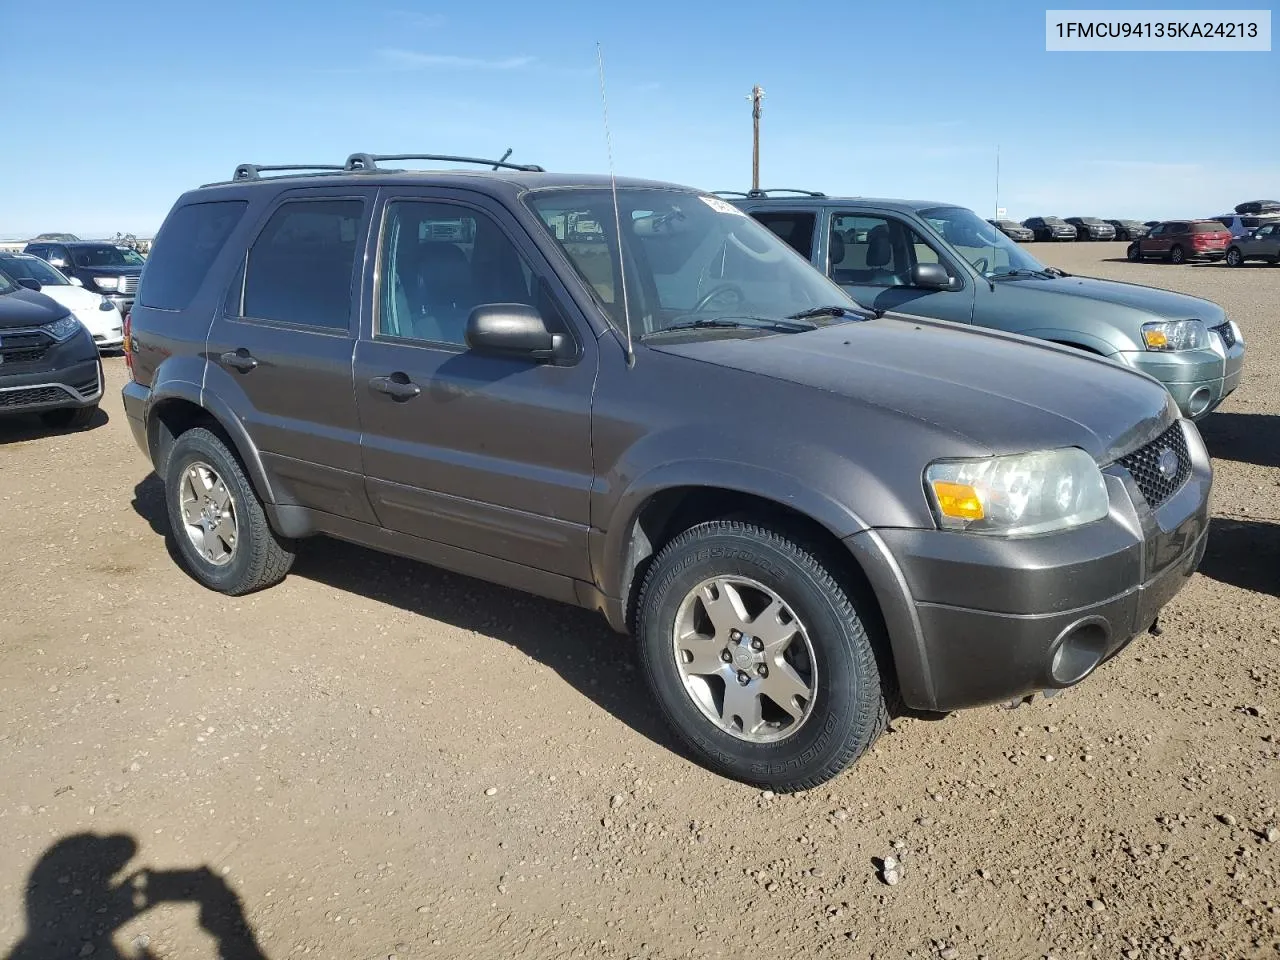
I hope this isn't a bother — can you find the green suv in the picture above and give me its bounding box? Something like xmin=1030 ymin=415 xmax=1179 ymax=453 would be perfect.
xmin=728 ymin=191 xmax=1245 ymax=419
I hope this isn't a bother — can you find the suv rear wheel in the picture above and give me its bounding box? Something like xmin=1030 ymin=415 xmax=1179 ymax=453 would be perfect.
xmin=635 ymin=520 xmax=889 ymax=791
xmin=164 ymin=427 xmax=295 ymax=595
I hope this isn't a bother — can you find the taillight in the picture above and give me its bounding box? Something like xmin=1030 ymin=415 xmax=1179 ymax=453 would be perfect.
xmin=122 ymin=311 xmax=134 ymax=379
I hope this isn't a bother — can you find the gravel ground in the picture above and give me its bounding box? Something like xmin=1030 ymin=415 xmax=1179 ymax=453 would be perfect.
xmin=1 ymin=243 xmax=1276 ymax=960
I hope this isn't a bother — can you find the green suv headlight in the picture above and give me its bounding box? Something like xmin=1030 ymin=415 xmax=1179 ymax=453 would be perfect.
xmin=43 ymin=313 xmax=84 ymax=342
xmin=1141 ymin=319 xmax=1207 ymax=351
xmin=925 ymin=448 xmax=1109 ymax=537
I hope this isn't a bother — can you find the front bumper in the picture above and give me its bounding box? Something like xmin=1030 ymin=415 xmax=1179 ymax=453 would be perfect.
xmin=1117 ymin=330 xmax=1245 ymax=419
xmin=0 ymin=335 xmax=103 ymax=415
xmin=848 ymin=418 xmax=1212 ymax=713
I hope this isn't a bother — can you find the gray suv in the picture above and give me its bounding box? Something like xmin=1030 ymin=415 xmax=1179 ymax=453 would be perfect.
xmin=1224 ymin=222 xmax=1280 ymax=266
xmin=730 ymin=193 xmax=1245 ymax=420
xmin=122 ymin=155 xmax=1211 ymax=791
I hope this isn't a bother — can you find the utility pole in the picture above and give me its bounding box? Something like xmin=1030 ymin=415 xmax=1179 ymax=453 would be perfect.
xmin=748 ymin=85 xmax=764 ymax=193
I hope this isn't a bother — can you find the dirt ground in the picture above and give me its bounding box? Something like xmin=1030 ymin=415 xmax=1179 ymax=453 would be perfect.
xmin=1 ymin=244 xmax=1277 ymax=960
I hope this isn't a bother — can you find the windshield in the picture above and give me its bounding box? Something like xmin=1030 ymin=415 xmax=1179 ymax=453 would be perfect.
xmin=0 ymin=256 xmax=68 ymax=285
xmin=919 ymin=206 xmax=1048 ymax=278
xmin=1079 ymin=218 xmax=1104 ymax=225
xmin=526 ymin=189 xmax=857 ymax=339
xmin=71 ymin=245 xmax=146 ymax=267
xmin=0 ymin=269 xmax=17 ymax=295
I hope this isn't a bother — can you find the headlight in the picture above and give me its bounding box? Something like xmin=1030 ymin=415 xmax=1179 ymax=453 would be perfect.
xmin=925 ymin=448 xmax=1109 ymax=537
xmin=1142 ymin=319 xmax=1207 ymax=352
xmin=43 ymin=313 xmax=84 ymax=342
xmin=94 ymin=276 xmax=120 ymax=291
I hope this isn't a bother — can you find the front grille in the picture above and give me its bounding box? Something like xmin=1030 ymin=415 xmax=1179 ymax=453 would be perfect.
xmin=1212 ymin=322 xmax=1236 ymax=348
xmin=0 ymin=330 xmax=52 ymax=365
xmin=0 ymin=347 xmax=48 ymax=363
xmin=1117 ymin=424 xmax=1192 ymax=510
xmin=0 ymin=386 xmax=69 ymax=408
xmin=118 ymin=276 xmax=139 ymax=295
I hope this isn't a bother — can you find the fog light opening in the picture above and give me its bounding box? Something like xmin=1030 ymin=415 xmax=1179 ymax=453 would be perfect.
xmin=1187 ymin=387 xmax=1213 ymax=418
xmin=1050 ymin=620 xmax=1110 ymax=687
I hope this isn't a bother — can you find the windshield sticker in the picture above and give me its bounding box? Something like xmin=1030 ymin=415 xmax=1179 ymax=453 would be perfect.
xmin=699 ymin=195 xmax=748 ymax=217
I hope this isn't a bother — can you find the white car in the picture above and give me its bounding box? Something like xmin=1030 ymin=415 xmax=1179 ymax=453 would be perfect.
xmin=0 ymin=253 xmax=123 ymax=349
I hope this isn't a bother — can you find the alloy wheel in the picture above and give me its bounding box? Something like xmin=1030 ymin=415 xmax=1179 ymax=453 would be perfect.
xmin=178 ymin=461 xmax=238 ymax=566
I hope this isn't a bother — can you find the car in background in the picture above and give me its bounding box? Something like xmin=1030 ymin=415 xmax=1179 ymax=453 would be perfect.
xmin=732 ymin=193 xmax=1244 ymax=420
xmin=0 ymin=266 xmax=103 ymax=430
xmin=1106 ymin=219 xmax=1150 ymax=242
xmin=28 ymin=232 xmax=80 ymax=243
xmin=1234 ymin=200 xmax=1280 ymax=215
xmin=1225 ymin=222 xmax=1280 ymax=266
xmin=1021 ymin=216 xmax=1077 ymax=241
xmin=1065 ymin=217 xmax=1117 ymax=241
xmin=987 ymin=219 xmax=1034 ymax=242
xmin=0 ymin=253 xmax=123 ymax=349
xmin=1211 ymin=213 xmax=1280 ymax=238
xmin=23 ymin=240 xmax=145 ymax=316
xmin=1127 ymin=221 xmax=1232 ymax=264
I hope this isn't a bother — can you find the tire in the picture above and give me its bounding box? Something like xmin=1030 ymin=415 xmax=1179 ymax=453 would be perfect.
xmin=1118 ymin=230 xmax=1130 ymax=242
xmin=1127 ymin=243 xmax=1142 ymax=262
xmin=1225 ymin=247 xmax=1243 ymax=267
xmin=1169 ymin=245 xmax=1185 ymax=264
xmin=163 ymin=426 xmax=295 ymax=595
xmin=40 ymin=404 xmax=98 ymax=430
xmin=635 ymin=520 xmax=889 ymax=792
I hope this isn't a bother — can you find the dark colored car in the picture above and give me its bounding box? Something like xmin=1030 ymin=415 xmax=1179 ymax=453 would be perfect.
xmin=123 ymin=153 xmax=1211 ymax=791
xmin=23 ymin=240 xmax=145 ymax=316
xmin=1066 ymin=217 xmax=1117 ymax=241
xmin=1127 ymin=221 xmax=1232 ymax=264
xmin=1225 ymin=222 xmax=1280 ymax=266
xmin=28 ymin=232 xmax=80 ymax=242
xmin=1021 ymin=216 xmax=1077 ymax=241
xmin=987 ymin=219 xmax=1034 ymax=242
xmin=0 ymin=267 xmax=103 ymax=429
xmin=1234 ymin=200 xmax=1280 ymax=215
xmin=733 ymin=193 xmax=1243 ymax=420
xmin=1106 ymin=220 xmax=1150 ymax=242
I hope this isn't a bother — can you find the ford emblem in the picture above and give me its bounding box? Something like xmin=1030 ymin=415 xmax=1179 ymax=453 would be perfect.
xmin=1156 ymin=448 xmax=1179 ymax=480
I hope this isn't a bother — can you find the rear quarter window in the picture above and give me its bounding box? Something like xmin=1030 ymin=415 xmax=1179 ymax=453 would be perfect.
xmin=139 ymin=201 xmax=248 ymax=310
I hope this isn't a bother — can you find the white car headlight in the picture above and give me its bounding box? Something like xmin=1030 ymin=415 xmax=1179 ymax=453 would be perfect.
xmin=43 ymin=313 xmax=84 ymax=342
xmin=1142 ymin=319 xmax=1207 ymax=351
xmin=95 ymin=276 xmax=120 ymax=291
xmin=925 ymin=448 xmax=1109 ymax=537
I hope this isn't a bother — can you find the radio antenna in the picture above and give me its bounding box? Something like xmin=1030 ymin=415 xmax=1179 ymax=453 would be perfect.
xmin=596 ymin=42 xmax=635 ymax=368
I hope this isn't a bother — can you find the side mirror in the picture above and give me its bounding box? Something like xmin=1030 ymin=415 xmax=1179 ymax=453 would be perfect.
xmin=16 ymin=277 xmax=42 ymax=292
xmin=910 ymin=262 xmax=953 ymax=290
xmin=68 ymin=276 xmax=83 ymax=286
xmin=466 ymin=303 xmax=567 ymax=362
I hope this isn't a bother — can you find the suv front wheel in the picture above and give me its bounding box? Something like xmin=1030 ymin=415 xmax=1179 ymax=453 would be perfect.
xmin=635 ymin=520 xmax=889 ymax=791
xmin=164 ymin=427 xmax=295 ymax=595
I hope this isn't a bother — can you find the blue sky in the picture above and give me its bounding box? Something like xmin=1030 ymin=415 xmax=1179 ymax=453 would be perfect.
xmin=1 ymin=0 xmax=1275 ymax=237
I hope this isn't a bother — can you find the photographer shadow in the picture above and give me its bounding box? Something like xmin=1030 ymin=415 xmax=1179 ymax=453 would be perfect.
xmin=5 ymin=832 xmax=267 ymax=960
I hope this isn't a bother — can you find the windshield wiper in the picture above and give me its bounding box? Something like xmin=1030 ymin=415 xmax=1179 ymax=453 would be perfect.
xmin=991 ymin=268 xmax=1055 ymax=281
xmin=785 ymin=303 xmax=879 ymax=321
xmin=640 ymin=316 xmax=817 ymax=340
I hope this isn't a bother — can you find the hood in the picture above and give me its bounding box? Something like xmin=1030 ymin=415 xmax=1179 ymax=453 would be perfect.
xmin=36 ymin=284 xmax=104 ymax=313
xmin=73 ymin=264 xmax=142 ymax=277
xmin=1013 ymin=275 xmax=1226 ymax=324
xmin=0 ymin=288 xmax=65 ymax=330
xmin=649 ymin=318 xmax=1174 ymax=464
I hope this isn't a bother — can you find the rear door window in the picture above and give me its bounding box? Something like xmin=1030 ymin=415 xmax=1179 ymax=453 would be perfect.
xmin=237 ymin=199 xmax=364 ymax=330
xmin=139 ymin=201 xmax=248 ymax=311
xmin=750 ymin=211 xmax=817 ymax=259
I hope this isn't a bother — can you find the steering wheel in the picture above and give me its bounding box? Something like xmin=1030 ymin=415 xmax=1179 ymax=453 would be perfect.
xmin=693 ymin=284 xmax=745 ymax=313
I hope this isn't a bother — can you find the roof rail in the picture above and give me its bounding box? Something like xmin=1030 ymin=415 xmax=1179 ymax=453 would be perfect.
xmin=344 ymin=153 xmax=545 ymax=173
xmin=712 ymin=188 xmax=826 ymax=199
xmin=231 ymin=163 xmax=347 ymax=182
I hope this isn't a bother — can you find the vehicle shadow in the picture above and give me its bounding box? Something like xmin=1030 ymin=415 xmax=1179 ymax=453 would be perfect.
xmin=1198 ymin=412 xmax=1280 ymax=469
xmin=129 ymin=475 xmax=685 ymax=760
xmin=1197 ymin=517 xmax=1280 ymax=600
xmin=3 ymin=831 xmax=268 ymax=960
xmin=0 ymin=407 xmax=109 ymax=445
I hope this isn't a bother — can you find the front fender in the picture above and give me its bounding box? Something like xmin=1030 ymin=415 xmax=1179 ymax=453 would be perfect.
xmin=1016 ymin=327 xmax=1123 ymax=357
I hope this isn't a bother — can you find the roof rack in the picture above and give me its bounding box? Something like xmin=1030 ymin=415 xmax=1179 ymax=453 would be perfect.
xmin=344 ymin=152 xmax=545 ymax=173
xmin=712 ymin=188 xmax=827 ymax=199
xmin=231 ymin=163 xmax=347 ymax=182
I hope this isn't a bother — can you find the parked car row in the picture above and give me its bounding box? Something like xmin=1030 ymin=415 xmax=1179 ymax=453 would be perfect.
xmin=991 ymin=217 xmax=1151 ymax=242
xmin=2 ymin=152 xmax=1249 ymax=791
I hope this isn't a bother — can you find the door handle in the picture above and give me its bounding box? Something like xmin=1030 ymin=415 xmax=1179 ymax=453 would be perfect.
xmin=220 ymin=349 xmax=258 ymax=372
xmin=369 ymin=374 xmax=421 ymax=401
